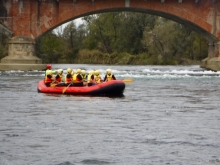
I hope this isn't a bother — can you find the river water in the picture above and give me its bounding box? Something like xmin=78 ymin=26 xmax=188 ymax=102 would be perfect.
xmin=0 ymin=64 xmax=220 ymax=165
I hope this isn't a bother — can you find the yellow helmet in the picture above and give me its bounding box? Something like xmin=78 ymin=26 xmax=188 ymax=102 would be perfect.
xmin=89 ymin=70 xmax=94 ymax=75
xmin=106 ymin=69 xmax=112 ymax=75
xmin=58 ymin=69 xmax=63 ymax=74
xmin=95 ymin=70 xmax=100 ymax=75
xmin=76 ymin=69 xmax=81 ymax=74
xmin=81 ymin=70 xmax=86 ymax=75
xmin=67 ymin=68 xmax=72 ymax=74
xmin=47 ymin=70 xmax=52 ymax=75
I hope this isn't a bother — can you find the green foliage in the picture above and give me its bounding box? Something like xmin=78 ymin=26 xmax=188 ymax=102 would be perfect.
xmin=37 ymin=31 xmax=67 ymax=63
xmin=0 ymin=44 xmax=7 ymax=59
xmin=142 ymin=17 xmax=208 ymax=64
xmin=36 ymin=12 xmax=208 ymax=65
xmin=0 ymin=33 xmax=8 ymax=59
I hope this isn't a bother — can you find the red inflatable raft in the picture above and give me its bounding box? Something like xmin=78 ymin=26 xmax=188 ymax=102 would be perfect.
xmin=37 ymin=80 xmax=125 ymax=96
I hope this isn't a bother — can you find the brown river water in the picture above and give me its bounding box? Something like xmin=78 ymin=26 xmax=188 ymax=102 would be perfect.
xmin=0 ymin=64 xmax=220 ymax=165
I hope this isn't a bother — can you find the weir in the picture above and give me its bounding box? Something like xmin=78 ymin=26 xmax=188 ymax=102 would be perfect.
xmin=0 ymin=0 xmax=219 ymax=71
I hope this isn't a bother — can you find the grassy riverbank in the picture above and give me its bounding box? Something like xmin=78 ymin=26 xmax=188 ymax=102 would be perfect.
xmin=58 ymin=49 xmax=201 ymax=65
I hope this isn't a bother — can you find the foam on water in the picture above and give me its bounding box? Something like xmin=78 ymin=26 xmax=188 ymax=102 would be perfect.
xmin=1 ymin=64 xmax=220 ymax=165
xmin=2 ymin=65 xmax=220 ymax=80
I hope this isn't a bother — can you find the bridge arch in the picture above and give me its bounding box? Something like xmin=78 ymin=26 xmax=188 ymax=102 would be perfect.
xmin=28 ymin=1 xmax=219 ymax=43
xmin=46 ymin=8 xmax=218 ymax=43
xmin=0 ymin=0 xmax=220 ymax=71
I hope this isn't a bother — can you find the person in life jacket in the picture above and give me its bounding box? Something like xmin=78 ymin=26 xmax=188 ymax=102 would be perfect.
xmin=45 ymin=64 xmax=56 ymax=76
xmin=72 ymin=69 xmax=77 ymax=82
xmin=81 ymin=70 xmax=87 ymax=82
xmin=103 ymin=69 xmax=116 ymax=82
xmin=55 ymin=69 xmax=63 ymax=83
xmin=81 ymin=70 xmax=88 ymax=86
xmin=54 ymin=69 xmax=66 ymax=86
xmin=73 ymin=69 xmax=83 ymax=87
xmin=65 ymin=68 xmax=73 ymax=86
xmin=87 ymin=70 xmax=95 ymax=86
xmin=44 ymin=70 xmax=55 ymax=87
xmin=94 ymin=70 xmax=103 ymax=84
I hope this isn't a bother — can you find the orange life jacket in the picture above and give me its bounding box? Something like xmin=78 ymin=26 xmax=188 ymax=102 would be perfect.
xmin=56 ymin=74 xmax=62 ymax=83
xmin=65 ymin=74 xmax=72 ymax=83
xmin=44 ymin=76 xmax=53 ymax=84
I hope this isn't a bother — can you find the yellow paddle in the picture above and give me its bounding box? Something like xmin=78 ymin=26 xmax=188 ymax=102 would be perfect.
xmin=50 ymin=83 xmax=58 ymax=87
xmin=62 ymin=81 xmax=84 ymax=94
xmin=123 ymin=78 xmax=133 ymax=82
xmin=62 ymin=83 xmax=72 ymax=94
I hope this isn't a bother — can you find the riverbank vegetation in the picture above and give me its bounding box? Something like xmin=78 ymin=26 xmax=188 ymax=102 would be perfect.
xmin=1 ymin=12 xmax=208 ymax=65
xmin=0 ymin=33 xmax=8 ymax=60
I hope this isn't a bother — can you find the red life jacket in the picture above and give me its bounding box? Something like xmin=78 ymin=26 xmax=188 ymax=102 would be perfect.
xmin=56 ymin=75 xmax=62 ymax=83
xmin=65 ymin=74 xmax=72 ymax=83
xmin=44 ymin=75 xmax=53 ymax=84
xmin=75 ymin=74 xmax=82 ymax=82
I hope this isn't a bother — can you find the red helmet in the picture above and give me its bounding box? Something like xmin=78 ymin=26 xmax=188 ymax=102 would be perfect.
xmin=46 ymin=64 xmax=52 ymax=69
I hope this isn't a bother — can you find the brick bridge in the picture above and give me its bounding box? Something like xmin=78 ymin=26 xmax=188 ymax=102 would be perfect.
xmin=0 ymin=0 xmax=220 ymax=71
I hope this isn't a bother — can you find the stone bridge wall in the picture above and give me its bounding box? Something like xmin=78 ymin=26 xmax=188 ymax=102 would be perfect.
xmin=0 ymin=0 xmax=220 ymax=70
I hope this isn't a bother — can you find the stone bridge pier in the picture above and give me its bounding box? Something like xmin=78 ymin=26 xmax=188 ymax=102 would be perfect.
xmin=201 ymin=41 xmax=220 ymax=71
xmin=0 ymin=36 xmax=45 ymax=71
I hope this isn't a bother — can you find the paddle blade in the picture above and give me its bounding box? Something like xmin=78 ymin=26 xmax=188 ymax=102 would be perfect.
xmin=62 ymin=83 xmax=72 ymax=94
xmin=62 ymin=88 xmax=67 ymax=94
xmin=123 ymin=78 xmax=133 ymax=82
xmin=50 ymin=83 xmax=57 ymax=87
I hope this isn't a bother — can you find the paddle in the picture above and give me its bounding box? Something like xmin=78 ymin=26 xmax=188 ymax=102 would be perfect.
xmin=50 ymin=83 xmax=58 ymax=87
xmin=123 ymin=78 xmax=133 ymax=82
xmin=50 ymin=82 xmax=67 ymax=87
xmin=62 ymin=83 xmax=72 ymax=94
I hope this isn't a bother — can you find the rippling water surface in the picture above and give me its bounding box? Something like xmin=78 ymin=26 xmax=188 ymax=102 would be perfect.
xmin=0 ymin=64 xmax=220 ymax=165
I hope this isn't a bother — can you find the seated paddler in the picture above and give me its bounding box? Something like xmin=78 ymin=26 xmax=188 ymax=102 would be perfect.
xmin=45 ymin=64 xmax=57 ymax=76
xmin=94 ymin=70 xmax=103 ymax=84
xmin=87 ymin=70 xmax=95 ymax=86
xmin=44 ymin=70 xmax=55 ymax=87
xmin=55 ymin=69 xmax=66 ymax=87
xmin=73 ymin=69 xmax=83 ymax=87
xmin=103 ymin=69 xmax=116 ymax=82
xmin=65 ymin=68 xmax=73 ymax=86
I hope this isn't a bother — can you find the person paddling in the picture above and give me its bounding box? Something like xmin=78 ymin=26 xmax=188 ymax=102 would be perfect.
xmin=94 ymin=70 xmax=103 ymax=84
xmin=55 ymin=69 xmax=66 ymax=87
xmin=44 ymin=70 xmax=55 ymax=87
xmin=81 ymin=70 xmax=87 ymax=81
xmin=73 ymin=69 xmax=83 ymax=87
xmin=65 ymin=68 xmax=73 ymax=86
xmin=45 ymin=64 xmax=56 ymax=76
xmin=87 ymin=70 xmax=95 ymax=86
xmin=103 ymin=69 xmax=116 ymax=82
